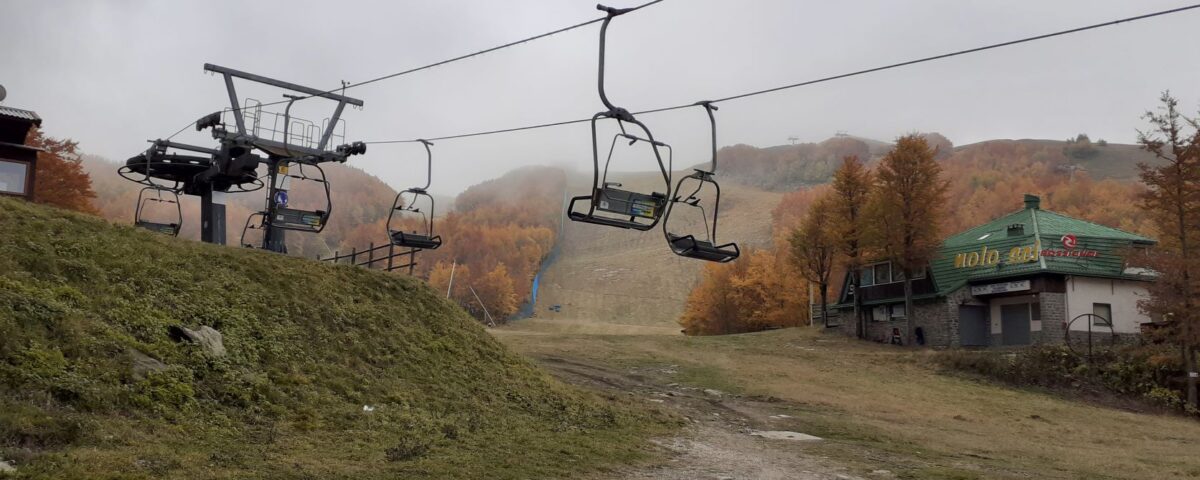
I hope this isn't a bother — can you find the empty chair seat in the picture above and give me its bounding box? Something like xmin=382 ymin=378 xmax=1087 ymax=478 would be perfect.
xmin=136 ymin=221 xmax=180 ymax=236
xmin=667 ymin=233 xmax=739 ymax=263
xmin=389 ymin=230 xmax=442 ymax=250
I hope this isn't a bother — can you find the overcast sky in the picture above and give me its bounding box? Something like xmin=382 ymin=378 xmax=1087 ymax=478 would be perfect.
xmin=3 ymin=0 xmax=1200 ymax=195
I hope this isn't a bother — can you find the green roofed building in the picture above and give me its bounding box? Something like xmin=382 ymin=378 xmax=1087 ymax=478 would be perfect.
xmin=832 ymin=194 xmax=1156 ymax=347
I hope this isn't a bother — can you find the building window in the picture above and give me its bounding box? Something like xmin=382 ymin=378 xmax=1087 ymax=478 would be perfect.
xmin=1031 ymin=302 xmax=1041 ymax=322
xmin=872 ymin=304 xmax=906 ymax=321
xmin=860 ymin=266 xmax=875 ymax=286
xmin=872 ymin=305 xmax=888 ymax=322
xmin=861 ymin=261 xmax=924 ymax=285
xmin=875 ymin=263 xmax=892 ymax=284
xmin=0 ymin=159 xmax=29 ymax=195
xmin=1093 ymin=303 xmax=1112 ymax=326
xmin=896 ymin=267 xmax=927 ymax=281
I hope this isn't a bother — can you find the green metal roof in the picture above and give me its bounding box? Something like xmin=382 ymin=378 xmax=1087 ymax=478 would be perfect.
xmin=930 ymin=195 xmax=1155 ymax=295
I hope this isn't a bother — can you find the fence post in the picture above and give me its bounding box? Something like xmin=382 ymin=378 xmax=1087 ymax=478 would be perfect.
xmin=350 ymin=248 xmax=357 ymax=267
xmin=367 ymin=242 xmax=375 ymax=269
xmin=387 ymin=243 xmax=395 ymax=272
xmin=408 ymin=249 xmax=416 ymax=275
xmin=333 ymin=251 xmax=339 ymax=264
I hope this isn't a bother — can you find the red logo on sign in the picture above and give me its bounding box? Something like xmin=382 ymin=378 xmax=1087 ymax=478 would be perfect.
xmin=1061 ymin=234 xmax=1078 ymax=249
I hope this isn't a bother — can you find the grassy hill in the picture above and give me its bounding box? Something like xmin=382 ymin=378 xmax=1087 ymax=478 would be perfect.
xmin=0 ymin=198 xmax=673 ymax=479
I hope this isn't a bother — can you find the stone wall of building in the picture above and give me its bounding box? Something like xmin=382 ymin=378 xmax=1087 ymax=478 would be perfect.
xmin=1035 ymin=292 xmax=1066 ymax=345
xmin=843 ymin=297 xmax=958 ymax=347
xmin=829 ymin=287 xmax=1119 ymax=349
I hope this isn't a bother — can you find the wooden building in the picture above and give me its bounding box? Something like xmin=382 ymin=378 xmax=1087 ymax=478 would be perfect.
xmin=832 ymin=194 xmax=1156 ymax=347
xmin=0 ymin=105 xmax=43 ymax=200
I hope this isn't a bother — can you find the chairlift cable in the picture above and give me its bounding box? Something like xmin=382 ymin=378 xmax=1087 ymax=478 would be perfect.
xmin=243 ymin=0 xmax=666 ymax=112
xmin=165 ymin=119 xmax=197 ymax=141
xmin=362 ymin=2 xmax=1200 ymax=145
xmin=151 ymin=0 xmax=665 ymax=142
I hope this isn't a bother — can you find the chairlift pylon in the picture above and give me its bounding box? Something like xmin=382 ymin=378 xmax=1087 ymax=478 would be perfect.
xmin=567 ymin=4 xmax=671 ymax=231
xmin=661 ymin=101 xmax=740 ymax=263
xmin=134 ymin=185 xmax=183 ymax=237
xmin=388 ymin=140 xmax=443 ymax=250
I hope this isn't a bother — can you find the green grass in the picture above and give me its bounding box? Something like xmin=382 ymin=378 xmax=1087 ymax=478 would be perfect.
xmin=0 ymin=198 xmax=676 ymax=479
xmin=498 ymin=325 xmax=1200 ymax=479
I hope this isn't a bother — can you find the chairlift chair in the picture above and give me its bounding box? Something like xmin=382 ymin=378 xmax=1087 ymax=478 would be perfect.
xmin=240 ymin=211 xmax=267 ymax=248
xmin=264 ymin=160 xmax=331 ymax=233
xmin=567 ymin=5 xmax=672 ymax=231
xmin=387 ymin=140 xmax=443 ymax=250
xmin=134 ymin=185 xmax=183 ymax=236
xmin=661 ymin=102 xmax=740 ymax=263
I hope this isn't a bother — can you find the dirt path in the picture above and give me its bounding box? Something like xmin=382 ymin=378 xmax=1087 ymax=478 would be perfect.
xmin=536 ymin=357 xmax=887 ymax=480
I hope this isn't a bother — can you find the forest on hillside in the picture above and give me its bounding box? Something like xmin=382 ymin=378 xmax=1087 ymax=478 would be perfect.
xmin=715 ymin=133 xmax=953 ymax=190
xmin=716 ymin=131 xmax=1156 ymax=194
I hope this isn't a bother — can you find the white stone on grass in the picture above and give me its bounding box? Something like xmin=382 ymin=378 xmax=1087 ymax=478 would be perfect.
xmin=750 ymin=430 xmax=822 ymax=442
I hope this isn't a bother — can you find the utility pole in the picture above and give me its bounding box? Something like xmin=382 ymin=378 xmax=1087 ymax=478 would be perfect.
xmin=468 ymin=285 xmax=496 ymax=327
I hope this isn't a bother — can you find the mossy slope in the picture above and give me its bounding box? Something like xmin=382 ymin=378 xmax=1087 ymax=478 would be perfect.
xmin=0 ymin=198 xmax=670 ymax=479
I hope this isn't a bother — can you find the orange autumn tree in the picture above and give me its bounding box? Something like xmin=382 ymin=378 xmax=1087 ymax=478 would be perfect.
xmin=866 ymin=134 xmax=948 ymax=345
xmin=680 ymin=187 xmax=814 ymax=336
xmin=829 ymin=156 xmax=873 ymax=337
xmin=1134 ymin=92 xmax=1200 ymax=410
xmin=678 ymin=248 xmax=806 ymax=335
xmin=679 ymin=260 xmax=741 ymax=335
xmin=26 ymin=128 xmax=97 ymax=214
xmin=789 ymin=193 xmax=838 ymax=327
xmin=471 ymin=263 xmax=518 ymax=322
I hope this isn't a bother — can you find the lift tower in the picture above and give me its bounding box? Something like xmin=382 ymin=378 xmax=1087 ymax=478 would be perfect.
xmin=120 ymin=64 xmax=366 ymax=251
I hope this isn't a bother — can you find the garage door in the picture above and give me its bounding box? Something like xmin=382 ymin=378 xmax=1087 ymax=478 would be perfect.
xmin=1000 ymin=303 xmax=1032 ymax=346
xmin=959 ymin=305 xmax=989 ymax=347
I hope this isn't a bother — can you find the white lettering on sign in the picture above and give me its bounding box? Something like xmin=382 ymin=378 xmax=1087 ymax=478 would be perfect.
xmin=970 ymin=280 xmax=1032 ymax=296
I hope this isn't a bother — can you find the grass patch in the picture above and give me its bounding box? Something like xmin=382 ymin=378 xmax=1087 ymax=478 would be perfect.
xmin=0 ymin=198 xmax=676 ymax=479
xmin=499 ymin=325 xmax=1200 ymax=479
xmin=675 ymin=364 xmax=744 ymax=395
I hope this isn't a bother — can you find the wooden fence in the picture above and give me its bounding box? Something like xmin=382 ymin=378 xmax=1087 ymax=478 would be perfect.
xmin=320 ymin=242 xmax=419 ymax=274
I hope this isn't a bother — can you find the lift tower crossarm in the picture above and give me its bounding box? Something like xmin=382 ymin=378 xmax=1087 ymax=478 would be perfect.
xmin=203 ymin=64 xmax=364 ymax=106
xmin=203 ymin=63 xmax=364 ymax=149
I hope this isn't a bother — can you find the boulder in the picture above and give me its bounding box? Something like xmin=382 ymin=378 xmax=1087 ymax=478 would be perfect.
xmin=169 ymin=325 xmax=226 ymax=358
xmin=129 ymin=349 xmax=167 ymax=379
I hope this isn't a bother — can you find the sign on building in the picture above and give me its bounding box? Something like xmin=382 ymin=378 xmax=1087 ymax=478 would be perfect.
xmin=971 ymin=280 xmax=1031 ymax=296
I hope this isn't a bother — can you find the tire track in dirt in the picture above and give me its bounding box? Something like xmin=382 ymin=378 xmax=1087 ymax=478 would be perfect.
xmin=536 ymin=356 xmax=882 ymax=480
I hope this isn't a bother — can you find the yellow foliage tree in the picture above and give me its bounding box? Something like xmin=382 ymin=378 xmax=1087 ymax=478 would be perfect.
xmin=866 ymin=134 xmax=948 ymax=345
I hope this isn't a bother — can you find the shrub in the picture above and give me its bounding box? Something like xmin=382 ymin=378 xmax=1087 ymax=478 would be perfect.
xmin=935 ymin=345 xmax=1188 ymax=412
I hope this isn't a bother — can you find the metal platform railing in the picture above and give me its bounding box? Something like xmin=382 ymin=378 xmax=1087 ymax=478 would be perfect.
xmin=222 ymin=98 xmax=347 ymax=152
